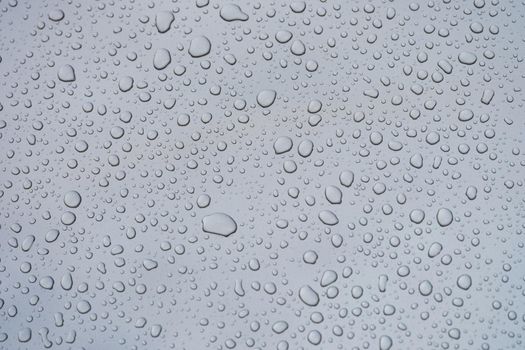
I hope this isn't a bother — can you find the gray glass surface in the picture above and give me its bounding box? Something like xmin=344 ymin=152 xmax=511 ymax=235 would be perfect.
xmin=0 ymin=0 xmax=524 ymax=349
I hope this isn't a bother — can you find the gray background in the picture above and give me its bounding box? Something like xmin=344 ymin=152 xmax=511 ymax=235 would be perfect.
xmin=0 ymin=0 xmax=524 ymax=349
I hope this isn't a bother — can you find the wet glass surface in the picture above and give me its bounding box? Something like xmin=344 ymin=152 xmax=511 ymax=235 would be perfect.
xmin=0 ymin=0 xmax=524 ymax=349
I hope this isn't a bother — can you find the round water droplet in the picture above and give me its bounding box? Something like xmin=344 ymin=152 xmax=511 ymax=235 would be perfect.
xmin=202 ymin=213 xmax=237 ymax=237
xmin=63 ymin=190 xmax=82 ymax=208
xmin=57 ymin=65 xmax=76 ymax=82
xmin=257 ymin=89 xmax=277 ymax=108
xmin=153 ymin=48 xmax=171 ymax=70
xmin=458 ymin=51 xmax=477 ymax=65
xmin=189 ymin=36 xmax=212 ymax=58
xmin=220 ymin=4 xmax=248 ymax=21
xmin=298 ymin=285 xmax=319 ymax=306
xmin=436 ymin=208 xmax=453 ymax=227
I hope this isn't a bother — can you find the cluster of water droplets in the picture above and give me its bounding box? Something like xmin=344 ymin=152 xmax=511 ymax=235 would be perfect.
xmin=0 ymin=0 xmax=524 ymax=349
